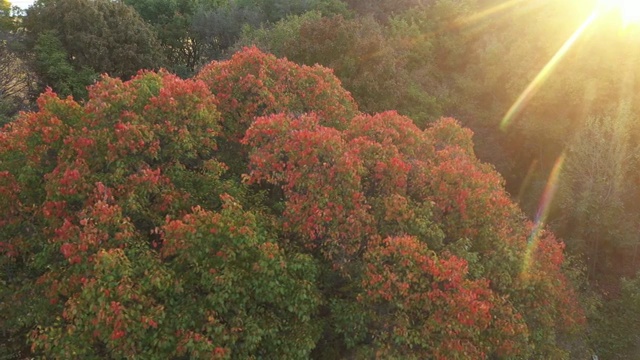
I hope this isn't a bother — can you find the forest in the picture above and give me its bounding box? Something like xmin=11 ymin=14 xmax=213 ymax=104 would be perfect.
xmin=1 ymin=0 xmax=640 ymax=358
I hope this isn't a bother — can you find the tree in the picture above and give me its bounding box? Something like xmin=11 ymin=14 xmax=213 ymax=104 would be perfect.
xmin=0 ymin=36 xmax=34 ymax=124
xmin=32 ymin=31 xmax=96 ymax=99
xmin=191 ymin=0 xmax=350 ymax=62
xmin=591 ymin=271 xmax=640 ymax=359
xmin=0 ymin=47 xmax=585 ymax=358
xmin=191 ymin=2 xmax=265 ymax=61
xmin=556 ymin=110 xmax=640 ymax=280
xmin=24 ymin=0 xmax=165 ymax=87
xmin=238 ymin=13 xmax=442 ymax=126
xmin=0 ymin=1 xmax=34 ymax=124
xmin=0 ymin=0 xmax=15 ymax=31
xmin=242 ymin=105 xmax=585 ymax=358
xmin=0 ymin=66 xmax=320 ymax=358
xmin=343 ymin=0 xmax=426 ymax=22
xmin=124 ymin=0 xmax=349 ymax=75
xmin=123 ymin=0 xmax=205 ymax=77
xmin=195 ymin=46 xmax=358 ymax=175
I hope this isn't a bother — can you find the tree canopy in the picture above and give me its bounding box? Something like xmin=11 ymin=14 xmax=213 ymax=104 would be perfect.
xmin=24 ymin=0 xmax=165 ymax=96
xmin=0 ymin=47 xmax=585 ymax=358
xmin=4 ymin=0 xmax=640 ymax=357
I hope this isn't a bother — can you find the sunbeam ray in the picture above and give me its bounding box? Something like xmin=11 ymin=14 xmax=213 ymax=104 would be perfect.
xmin=501 ymin=12 xmax=598 ymax=131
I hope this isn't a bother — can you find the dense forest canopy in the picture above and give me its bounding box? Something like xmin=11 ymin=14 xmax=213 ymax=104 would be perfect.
xmin=2 ymin=0 xmax=640 ymax=358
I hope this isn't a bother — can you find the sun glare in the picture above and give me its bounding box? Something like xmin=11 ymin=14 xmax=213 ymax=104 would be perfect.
xmin=599 ymin=0 xmax=640 ymax=27
xmin=620 ymin=0 xmax=640 ymax=26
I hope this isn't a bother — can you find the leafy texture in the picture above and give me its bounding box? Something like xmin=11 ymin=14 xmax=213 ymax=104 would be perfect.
xmin=0 ymin=48 xmax=584 ymax=358
xmin=25 ymin=0 xmax=164 ymax=96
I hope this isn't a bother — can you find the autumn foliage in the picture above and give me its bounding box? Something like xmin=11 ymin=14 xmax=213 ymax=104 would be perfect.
xmin=0 ymin=47 xmax=584 ymax=358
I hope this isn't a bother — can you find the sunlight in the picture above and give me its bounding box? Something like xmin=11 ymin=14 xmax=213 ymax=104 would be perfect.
xmin=456 ymin=0 xmax=528 ymax=26
xmin=599 ymin=0 xmax=640 ymax=27
xmin=500 ymin=0 xmax=640 ymax=131
xmin=500 ymin=11 xmax=598 ymax=130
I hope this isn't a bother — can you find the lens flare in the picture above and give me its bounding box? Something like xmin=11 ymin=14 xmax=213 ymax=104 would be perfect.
xmin=500 ymin=12 xmax=598 ymax=131
xmin=521 ymin=153 xmax=565 ymax=279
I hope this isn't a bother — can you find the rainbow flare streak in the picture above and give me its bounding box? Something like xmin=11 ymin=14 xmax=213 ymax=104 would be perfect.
xmin=500 ymin=12 xmax=598 ymax=131
xmin=521 ymin=153 xmax=565 ymax=279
